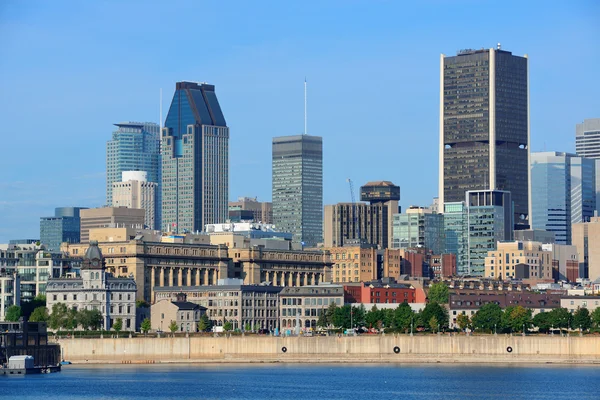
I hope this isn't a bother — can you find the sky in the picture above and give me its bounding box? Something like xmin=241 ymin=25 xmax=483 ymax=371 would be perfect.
xmin=0 ymin=0 xmax=599 ymax=243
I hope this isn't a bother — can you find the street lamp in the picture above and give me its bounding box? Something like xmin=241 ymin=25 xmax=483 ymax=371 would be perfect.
xmin=410 ymin=316 xmax=413 ymax=336
xmin=494 ymin=324 xmax=497 ymax=335
xmin=522 ymin=323 xmax=525 ymax=336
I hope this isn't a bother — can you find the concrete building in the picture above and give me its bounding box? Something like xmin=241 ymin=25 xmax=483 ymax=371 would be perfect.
xmin=541 ymin=243 xmax=579 ymax=282
xmin=106 ymin=122 xmax=160 ymax=207
xmin=326 ymin=245 xmax=402 ymax=283
xmin=0 ymin=271 xmax=19 ymax=322
xmin=46 ymin=241 xmax=137 ymax=331
xmin=279 ymin=284 xmax=344 ymax=331
xmin=484 ymin=241 xmax=553 ymax=283
xmin=531 ymin=152 xmax=598 ymax=244
xmin=112 ymin=171 xmax=158 ymax=230
xmin=324 ymin=181 xmax=400 ymax=249
xmin=228 ymin=197 xmax=272 ymax=224
xmin=392 ymin=206 xmax=444 ymax=254
xmin=572 ymin=216 xmax=600 ymax=281
xmin=80 ymin=207 xmax=146 ymax=243
xmin=40 ymin=207 xmax=87 ymax=253
xmin=576 ymin=119 xmax=600 ymax=160
xmin=272 ymin=135 xmax=323 ymax=247
xmin=440 ymin=47 xmax=530 ymax=231
xmin=150 ymin=293 xmax=207 ymax=333
xmin=154 ymin=282 xmax=282 ymax=331
xmin=343 ymin=279 xmax=416 ymax=304
xmin=205 ymin=222 xmax=292 ymax=241
xmin=514 ymin=229 xmax=555 ymax=244
xmin=161 ymin=82 xmax=229 ymax=233
xmin=18 ymin=250 xmax=68 ymax=303
xmin=561 ymin=296 xmax=600 ymax=314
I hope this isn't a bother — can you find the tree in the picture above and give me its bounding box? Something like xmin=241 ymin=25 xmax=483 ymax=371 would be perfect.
xmin=591 ymin=308 xmax=600 ymax=329
xmin=427 ymin=283 xmax=449 ymax=304
xmin=533 ymin=312 xmax=552 ymax=333
xmin=136 ymin=300 xmax=150 ymax=309
xmin=223 ymin=321 xmax=233 ymax=332
xmin=141 ymin=318 xmax=151 ymax=335
xmin=471 ymin=303 xmax=502 ymax=333
xmin=429 ymin=316 xmax=439 ymax=333
xmin=89 ymin=309 xmax=103 ymax=330
xmin=168 ymin=320 xmax=178 ymax=335
xmin=77 ymin=309 xmax=92 ymax=330
xmin=113 ymin=318 xmax=123 ymax=337
xmin=21 ymin=294 xmax=46 ymax=319
xmin=548 ymin=308 xmax=572 ymax=330
xmin=456 ymin=314 xmax=470 ymax=332
xmin=29 ymin=306 xmax=49 ymax=323
xmin=352 ymin=304 xmax=367 ymax=328
xmin=366 ymin=305 xmax=383 ymax=329
xmin=49 ymin=303 xmax=68 ymax=331
xmin=420 ymin=302 xmax=448 ymax=331
xmin=393 ymin=302 xmax=414 ymax=331
xmin=198 ymin=314 xmax=211 ymax=332
xmin=244 ymin=323 xmax=251 ymax=332
xmin=573 ymin=307 xmax=592 ymax=332
xmin=64 ymin=307 xmax=79 ymax=331
xmin=502 ymin=306 xmax=532 ymax=333
xmin=5 ymin=305 xmax=21 ymax=322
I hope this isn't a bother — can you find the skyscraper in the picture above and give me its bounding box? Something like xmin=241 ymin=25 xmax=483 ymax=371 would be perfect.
xmin=576 ymin=118 xmax=600 ymax=159
xmin=161 ymin=82 xmax=229 ymax=233
xmin=40 ymin=207 xmax=87 ymax=253
xmin=106 ymin=122 xmax=160 ymax=207
xmin=272 ymin=135 xmax=323 ymax=247
xmin=531 ymin=152 xmax=598 ymax=244
xmin=439 ymin=47 xmax=530 ymax=230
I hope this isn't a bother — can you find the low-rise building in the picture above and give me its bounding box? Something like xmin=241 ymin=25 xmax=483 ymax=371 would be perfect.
xmin=279 ymin=284 xmax=344 ymax=331
xmin=46 ymin=241 xmax=137 ymax=331
xmin=150 ymin=293 xmax=207 ymax=333
xmin=430 ymin=254 xmax=456 ymax=279
xmin=484 ymin=241 xmax=553 ymax=283
xmin=560 ymin=296 xmax=600 ymax=314
xmin=343 ymin=279 xmax=416 ymax=305
xmin=0 ymin=271 xmax=19 ymax=321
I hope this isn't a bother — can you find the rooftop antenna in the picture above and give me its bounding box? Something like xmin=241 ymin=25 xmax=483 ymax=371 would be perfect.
xmin=304 ymin=77 xmax=307 ymax=135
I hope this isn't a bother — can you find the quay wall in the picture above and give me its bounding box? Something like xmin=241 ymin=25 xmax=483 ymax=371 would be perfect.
xmin=57 ymin=335 xmax=600 ymax=364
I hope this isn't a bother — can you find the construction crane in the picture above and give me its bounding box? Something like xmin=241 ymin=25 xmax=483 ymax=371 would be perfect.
xmin=347 ymin=178 xmax=359 ymax=240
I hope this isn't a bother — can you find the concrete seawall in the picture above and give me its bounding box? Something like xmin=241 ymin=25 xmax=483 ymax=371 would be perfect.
xmin=57 ymin=335 xmax=600 ymax=364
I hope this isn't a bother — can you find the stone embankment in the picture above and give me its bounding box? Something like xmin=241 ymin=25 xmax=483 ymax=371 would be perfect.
xmin=57 ymin=335 xmax=600 ymax=364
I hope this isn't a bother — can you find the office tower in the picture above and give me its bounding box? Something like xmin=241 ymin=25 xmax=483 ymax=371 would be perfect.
xmin=106 ymin=122 xmax=160 ymax=207
xmin=272 ymin=135 xmax=322 ymax=246
xmin=439 ymin=47 xmax=530 ymax=230
xmin=572 ymin=216 xmax=600 ymax=281
xmin=324 ymin=181 xmax=400 ymax=249
xmin=392 ymin=206 xmax=444 ymax=254
xmin=576 ymin=119 xmax=600 ymax=159
xmin=80 ymin=207 xmax=145 ymax=243
xmin=228 ymin=197 xmax=273 ymax=224
xmin=466 ymin=190 xmax=514 ymax=276
xmin=40 ymin=207 xmax=88 ymax=253
xmin=514 ymin=229 xmax=555 ymax=244
xmin=112 ymin=171 xmax=158 ymax=230
xmin=161 ymin=82 xmax=229 ymax=233
xmin=444 ymin=202 xmax=468 ymax=275
xmin=531 ymin=152 xmax=598 ymax=245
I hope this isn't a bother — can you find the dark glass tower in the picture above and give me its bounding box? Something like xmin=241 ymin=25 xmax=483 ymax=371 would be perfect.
xmin=439 ymin=47 xmax=530 ymax=230
xmin=162 ymin=82 xmax=229 ymax=233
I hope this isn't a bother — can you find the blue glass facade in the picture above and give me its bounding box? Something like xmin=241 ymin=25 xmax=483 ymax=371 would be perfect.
xmin=39 ymin=207 xmax=87 ymax=253
xmin=444 ymin=202 xmax=468 ymax=275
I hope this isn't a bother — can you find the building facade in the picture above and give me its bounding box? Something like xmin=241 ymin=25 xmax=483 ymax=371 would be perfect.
xmin=343 ymin=280 xmax=416 ymax=304
xmin=572 ymin=216 xmax=600 ymax=281
xmin=161 ymin=81 xmax=229 ymax=233
xmin=279 ymin=284 xmax=344 ymax=331
xmin=106 ymin=122 xmax=160 ymax=207
xmin=531 ymin=152 xmax=598 ymax=244
xmin=392 ymin=206 xmax=444 ymax=254
xmin=514 ymin=229 xmax=555 ymax=244
xmin=0 ymin=272 xmax=19 ymax=322
xmin=444 ymin=202 xmax=469 ymax=275
xmin=228 ymin=197 xmax=273 ymax=224
xmin=80 ymin=207 xmax=146 ymax=243
xmin=272 ymin=135 xmax=323 ymax=247
xmin=40 ymin=207 xmax=87 ymax=253
xmin=484 ymin=241 xmax=553 ymax=282
xmin=440 ymin=48 xmax=530 ymax=230
xmin=326 ymin=245 xmax=402 ymax=283
xmin=541 ymin=243 xmax=579 ymax=282
xmin=46 ymin=242 xmax=137 ymax=331
xmin=576 ymin=118 xmax=600 ymax=160
xmin=112 ymin=171 xmax=159 ymax=230
xmin=150 ymin=294 xmax=206 ymax=333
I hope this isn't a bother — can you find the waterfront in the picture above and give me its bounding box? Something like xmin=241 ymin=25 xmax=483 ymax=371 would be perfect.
xmin=2 ymin=364 xmax=600 ymax=399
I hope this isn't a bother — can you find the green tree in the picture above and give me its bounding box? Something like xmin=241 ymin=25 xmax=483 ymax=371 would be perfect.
xmin=502 ymin=306 xmax=532 ymax=333
xmin=456 ymin=314 xmax=470 ymax=332
xmin=29 ymin=306 xmax=49 ymax=323
xmin=49 ymin=303 xmax=68 ymax=331
xmin=198 ymin=313 xmax=211 ymax=332
xmin=113 ymin=318 xmax=123 ymax=337
xmin=244 ymin=323 xmax=251 ymax=332
xmin=427 ymin=283 xmax=449 ymax=304
xmin=420 ymin=302 xmax=448 ymax=331
xmin=169 ymin=320 xmax=178 ymax=334
xmin=548 ymin=308 xmax=572 ymax=330
xmin=533 ymin=312 xmax=552 ymax=333
xmin=317 ymin=310 xmax=328 ymax=328
xmin=352 ymin=304 xmax=367 ymax=328
xmin=5 ymin=305 xmax=21 ymax=322
xmin=429 ymin=316 xmax=439 ymax=333
xmin=89 ymin=309 xmax=103 ymax=330
xmin=64 ymin=307 xmax=79 ymax=331
xmin=77 ymin=309 xmax=92 ymax=330
xmin=591 ymin=308 xmax=600 ymax=329
xmin=393 ymin=302 xmax=414 ymax=331
xmin=141 ymin=318 xmax=151 ymax=334
xmin=471 ymin=303 xmax=502 ymax=333
xmin=20 ymin=293 xmax=46 ymax=319
xmin=366 ymin=305 xmax=382 ymax=329
xmin=573 ymin=307 xmax=592 ymax=332
xmin=223 ymin=321 xmax=233 ymax=332
xmin=136 ymin=300 xmax=150 ymax=308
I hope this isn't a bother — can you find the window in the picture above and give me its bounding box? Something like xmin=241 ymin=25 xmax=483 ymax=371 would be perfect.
xmin=63 ymin=294 xmax=67 ymax=301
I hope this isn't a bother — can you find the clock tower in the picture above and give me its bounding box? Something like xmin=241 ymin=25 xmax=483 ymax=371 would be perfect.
xmin=81 ymin=240 xmax=106 ymax=289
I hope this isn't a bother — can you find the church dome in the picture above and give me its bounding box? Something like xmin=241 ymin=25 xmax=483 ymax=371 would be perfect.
xmin=84 ymin=240 xmax=103 ymax=261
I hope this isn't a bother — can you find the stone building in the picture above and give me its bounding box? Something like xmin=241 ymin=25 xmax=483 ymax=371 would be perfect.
xmin=325 ymin=245 xmax=402 ymax=283
xmin=150 ymin=293 xmax=206 ymax=333
xmin=279 ymin=284 xmax=344 ymax=332
xmin=46 ymin=241 xmax=137 ymax=331
xmin=484 ymin=241 xmax=553 ymax=283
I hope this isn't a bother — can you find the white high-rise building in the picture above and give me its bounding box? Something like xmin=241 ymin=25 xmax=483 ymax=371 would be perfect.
xmin=112 ymin=171 xmax=158 ymax=230
xmin=576 ymin=119 xmax=600 ymax=160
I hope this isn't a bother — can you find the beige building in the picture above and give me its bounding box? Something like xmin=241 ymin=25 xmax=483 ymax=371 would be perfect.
xmin=561 ymin=296 xmax=600 ymax=314
xmin=228 ymin=197 xmax=273 ymax=224
xmin=150 ymin=293 xmax=206 ymax=333
xmin=279 ymin=284 xmax=344 ymax=331
xmin=573 ymin=216 xmax=600 ymax=281
xmin=112 ymin=171 xmax=158 ymax=230
xmin=541 ymin=243 xmax=579 ymax=282
xmin=484 ymin=241 xmax=553 ymax=282
xmin=0 ymin=272 xmax=19 ymax=322
xmin=326 ymin=246 xmax=402 ymax=283
xmin=80 ymin=207 xmax=146 ymax=243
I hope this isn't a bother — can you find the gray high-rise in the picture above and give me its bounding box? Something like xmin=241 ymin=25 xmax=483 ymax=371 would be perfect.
xmin=272 ymin=135 xmax=323 ymax=247
xmin=161 ymin=81 xmax=229 ymax=233
xmin=576 ymin=119 xmax=600 ymax=159
xmin=439 ymin=47 xmax=530 ymax=230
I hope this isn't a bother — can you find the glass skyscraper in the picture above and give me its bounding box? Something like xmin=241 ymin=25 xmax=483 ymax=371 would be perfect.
xmin=531 ymin=152 xmax=598 ymax=244
xmin=444 ymin=202 xmax=468 ymax=275
xmin=39 ymin=207 xmax=87 ymax=253
xmin=392 ymin=207 xmax=444 ymax=254
xmin=161 ymin=81 xmax=229 ymax=233
xmin=106 ymin=122 xmax=160 ymax=208
xmin=272 ymin=135 xmax=322 ymax=247
xmin=439 ymin=47 xmax=530 ymax=230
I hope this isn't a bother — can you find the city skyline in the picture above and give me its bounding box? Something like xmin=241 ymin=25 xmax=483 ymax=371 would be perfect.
xmin=1 ymin=1 xmax=599 ymax=242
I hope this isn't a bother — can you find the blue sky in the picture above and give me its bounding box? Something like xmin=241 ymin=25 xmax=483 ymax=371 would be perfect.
xmin=0 ymin=0 xmax=598 ymax=242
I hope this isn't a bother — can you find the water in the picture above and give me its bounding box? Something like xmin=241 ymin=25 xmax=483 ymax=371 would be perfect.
xmin=1 ymin=363 xmax=599 ymax=399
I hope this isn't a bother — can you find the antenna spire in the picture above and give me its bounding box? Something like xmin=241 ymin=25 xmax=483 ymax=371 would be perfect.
xmin=304 ymin=78 xmax=307 ymax=135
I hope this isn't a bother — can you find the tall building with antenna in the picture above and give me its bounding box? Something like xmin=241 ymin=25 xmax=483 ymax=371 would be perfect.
xmin=439 ymin=46 xmax=530 ymax=230
xmin=161 ymin=81 xmax=229 ymax=233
